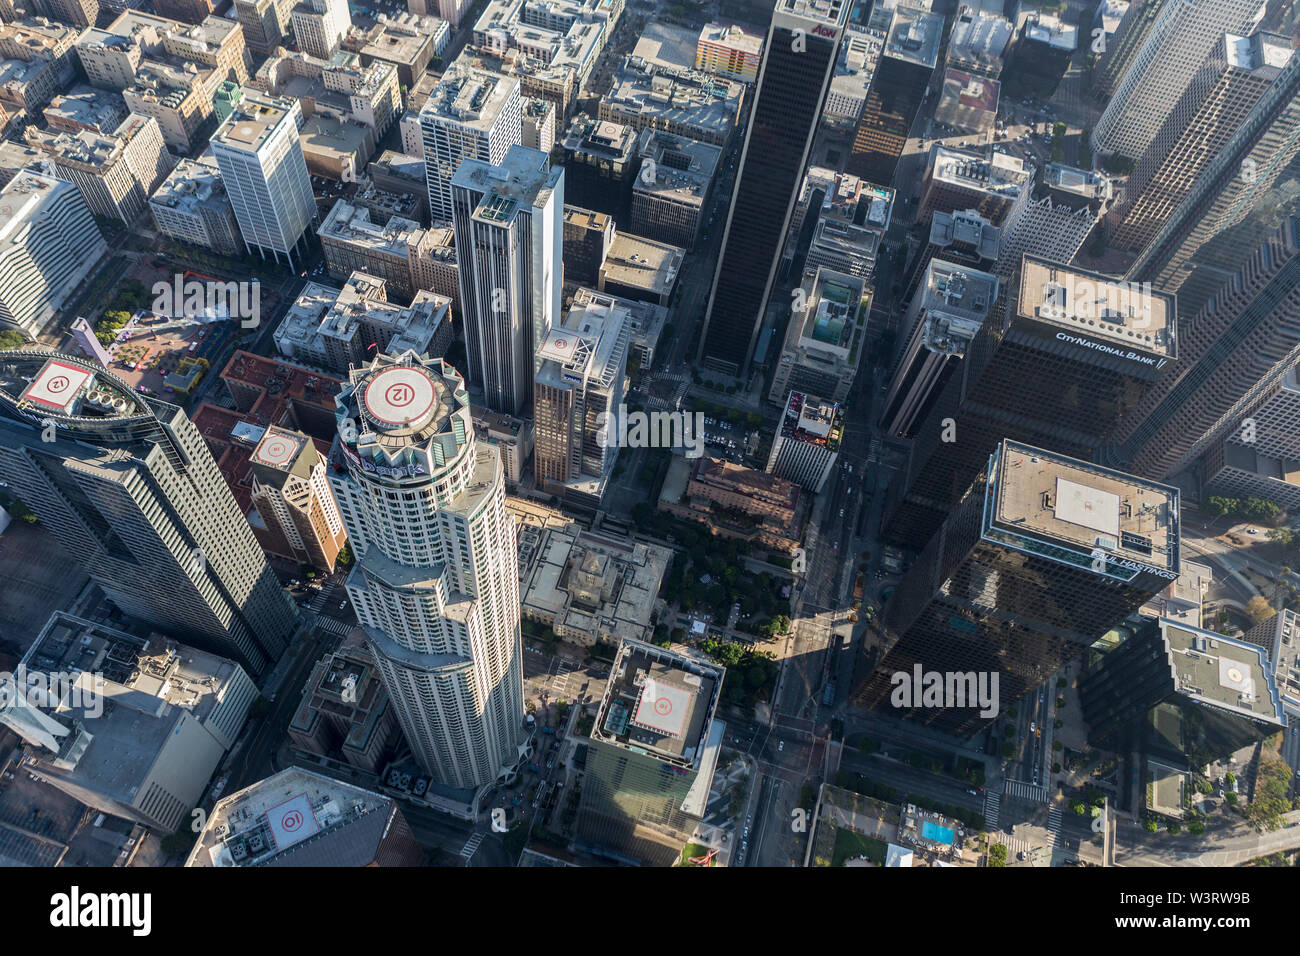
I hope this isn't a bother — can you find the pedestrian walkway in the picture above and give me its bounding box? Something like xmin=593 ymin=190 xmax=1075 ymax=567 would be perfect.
xmin=1047 ymin=805 xmax=1064 ymax=844
xmin=313 ymin=614 xmax=353 ymax=638
xmin=1005 ymin=780 xmax=1051 ymax=804
xmin=983 ymin=790 xmax=1000 ymax=829
xmin=460 ymin=832 xmax=484 ymax=862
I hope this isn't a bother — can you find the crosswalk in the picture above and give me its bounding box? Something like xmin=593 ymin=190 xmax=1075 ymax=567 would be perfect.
xmin=552 ymin=663 xmax=576 ymax=698
xmin=313 ymin=614 xmax=354 ymax=637
xmin=1047 ymin=806 xmax=1063 ymax=841
xmin=983 ymin=790 xmax=1000 ymax=829
xmin=460 ymin=832 xmax=484 ymax=862
xmin=1004 ymin=780 xmax=1051 ymax=804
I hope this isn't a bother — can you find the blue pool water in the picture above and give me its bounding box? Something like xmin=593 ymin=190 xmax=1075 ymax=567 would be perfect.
xmin=921 ymin=821 xmax=954 ymax=845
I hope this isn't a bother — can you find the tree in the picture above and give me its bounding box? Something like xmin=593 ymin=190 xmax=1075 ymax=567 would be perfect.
xmin=1245 ymin=595 xmax=1275 ymax=626
xmin=0 ymin=329 xmax=27 ymax=349
xmin=1267 ymin=527 xmax=1294 ymax=559
xmin=988 ymin=843 xmax=1007 ymax=867
xmin=337 ymin=542 xmax=354 ymax=565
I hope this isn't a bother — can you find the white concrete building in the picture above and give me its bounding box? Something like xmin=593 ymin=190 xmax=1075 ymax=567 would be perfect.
xmin=209 ymin=90 xmax=316 ymax=267
xmin=1091 ymin=0 xmax=1265 ymax=159
xmin=329 ymin=351 xmax=526 ymax=790
xmin=0 ymin=173 xmax=106 ymax=336
xmin=419 ymin=61 xmax=522 ymax=223
xmin=451 ymin=144 xmax=563 ymax=416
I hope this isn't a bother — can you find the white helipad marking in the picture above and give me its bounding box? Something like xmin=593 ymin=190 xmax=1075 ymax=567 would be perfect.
xmin=23 ymin=360 xmax=93 ymax=413
xmin=364 ymin=366 xmax=436 ymax=426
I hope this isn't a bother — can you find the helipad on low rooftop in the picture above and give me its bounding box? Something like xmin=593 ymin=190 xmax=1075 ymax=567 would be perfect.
xmin=360 ymin=365 xmax=438 ymax=430
xmin=632 ymin=676 xmax=691 ymax=738
xmin=251 ymin=427 xmax=307 ymax=470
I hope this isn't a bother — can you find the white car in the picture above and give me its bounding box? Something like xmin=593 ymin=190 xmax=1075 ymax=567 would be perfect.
xmin=778 ymin=740 xmax=784 ymax=752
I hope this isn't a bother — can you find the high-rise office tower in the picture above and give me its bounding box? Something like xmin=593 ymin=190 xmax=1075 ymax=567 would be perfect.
xmin=881 ymin=256 xmax=1176 ymax=551
xmin=859 ymin=439 xmax=1180 ymax=737
xmin=846 ymin=5 xmax=943 ymax=184
xmin=1126 ymin=44 xmax=1300 ymax=323
xmin=329 ymin=351 xmax=525 ymax=790
xmin=696 ymin=0 xmax=849 ymax=377
xmin=533 ymin=291 xmax=629 ymax=507
xmin=0 ymin=351 xmax=296 ymax=677
xmin=916 ymin=146 xmax=1033 ymax=228
xmin=290 ymin=0 xmax=350 ymax=59
xmin=769 ymin=266 xmax=870 ymax=405
xmin=1094 ymin=0 xmax=1163 ymax=97
xmin=420 ymin=62 xmax=522 ymax=224
xmin=1080 ymin=617 xmax=1284 ymax=759
xmin=881 ymin=259 xmax=998 ymax=440
xmin=1112 ymin=31 xmax=1291 ymax=252
xmin=1091 ymin=0 xmax=1264 ymax=161
xmin=577 ymin=638 xmax=725 ymax=866
xmin=1198 ymin=367 xmax=1300 ymax=512
xmin=1111 ymin=216 xmax=1300 ymax=480
xmin=902 ymin=207 xmax=1000 ymax=303
xmin=210 ymin=89 xmax=316 ymax=268
xmin=451 ymin=145 xmax=563 ymax=416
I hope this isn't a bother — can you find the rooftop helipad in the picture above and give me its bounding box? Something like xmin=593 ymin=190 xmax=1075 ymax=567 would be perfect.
xmin=360 ymin=365 xmax=438 ymax=431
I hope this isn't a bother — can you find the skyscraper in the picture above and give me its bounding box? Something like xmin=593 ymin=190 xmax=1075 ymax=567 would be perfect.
xmin=881 ymin=256 xmax=1176 ymax=551
xmin=210 ymin=89 xmax=316 ymax=268
xmin=533 ymin=291 xmax=630 ymax=507
xmin=881 ymin=259 xmax=998 ymax=440
xmin=846 ymin=5 xmax=943 ymax=184
xmin=329 ymin=351 xmax=525 ymax=789
xmin=697 ymin=0 xmax=850 ymax=377
xmin=1110 ymin=216 xmax=1300 ymax=480
xmin=1126 ymin=42 xmax=1300 ymax=323
xmin=577 ymin=638 xmax=724 ymax=866
xmin=859 ymin=439 xmax=1180 ymax=736
xmin=420 ymin=61 xmax=522 ymax=224
xmin=1091 ymin=0 xmax=1265 ymax=160
xmin=1112 ymin=31 xmax=1291 ymax=253
xmin=0 ymin=350 xmax=296 ymax=677
xmin=451 ymin=144 xmax=563 ymax=416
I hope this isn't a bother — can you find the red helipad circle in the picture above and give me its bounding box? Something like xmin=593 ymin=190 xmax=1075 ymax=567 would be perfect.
xmin=262 ymin=438 xmax=292 ymax=460
xmin=47 ymin=376 xmax=70 ymax=393
xmin=282 ymin=809 xmax=304 ymax=832
xmin=653 ymin=697 xmax=673 ymax=716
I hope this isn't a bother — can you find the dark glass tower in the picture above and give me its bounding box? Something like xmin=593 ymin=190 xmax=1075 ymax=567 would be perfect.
xmin=881 ymin=256 xmax=1177 ymax=551
xmin=858 ymin=440 xmax=1181 ymax=737
xmin=846 ymin=5 xmax=942 ymax=184
xmin=697 ymin=0 xmax=849 ymax=377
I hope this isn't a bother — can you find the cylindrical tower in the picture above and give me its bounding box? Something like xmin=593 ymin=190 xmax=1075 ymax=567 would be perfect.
xmin=329 ymin=350 xmax=524 ymax=789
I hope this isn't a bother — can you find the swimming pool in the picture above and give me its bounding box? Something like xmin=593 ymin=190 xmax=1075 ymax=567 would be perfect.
xmin=921 ymin=821 xmax=955 ymax=845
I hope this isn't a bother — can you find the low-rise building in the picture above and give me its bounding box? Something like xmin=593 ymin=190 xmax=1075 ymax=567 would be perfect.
xmin=318 ymin=198 xmax=426 ymax=295
xmin=343 ymin=12 xmax=448 ymax=87
xmin=43 ymin=84 xmax=129 ymax=134
xmin=185 ymin=766 xmax=423 ymax=866
xmin=521 ymin=95 xmax=557 ymax=152
xmin=935 ymin=67 xmax=1000 ymax=134
xmin=560 ymin=112 xmax=638 ymax=220
xmin=629 ymin=127 xmax=719 ymax=249
xmin=519 ymin=525 xmax=671 ymax=646
xmin=600 ymin=55 xmax=745 ymax=147
xmin=408 ymin=224 xmax=460 ymax=306
xmin=8 ymin=611 xmax=258 ymax=833
xmin=824 ymin=24 xmax=883 ymax=127
xmin=246 ymin=423 xmax=348 ymax=570
xmin=26 ymin=113 xmax=174 ymax=224
xmin=695 ymin=20 xmax=762 ymax=83
xmin=274 ymin=271 xmax=452 ymax=373
xmin=658 ymin=455 xmax=806 ymax=555
xmin=149 ymin=151 xmax=242 ymax=254
xmin=598 ymin=231 xmax=682 ymax=306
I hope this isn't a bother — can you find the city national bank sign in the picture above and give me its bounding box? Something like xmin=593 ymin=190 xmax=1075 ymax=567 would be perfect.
xmin=1055 ymin=331 xmax=1169 ymax=371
